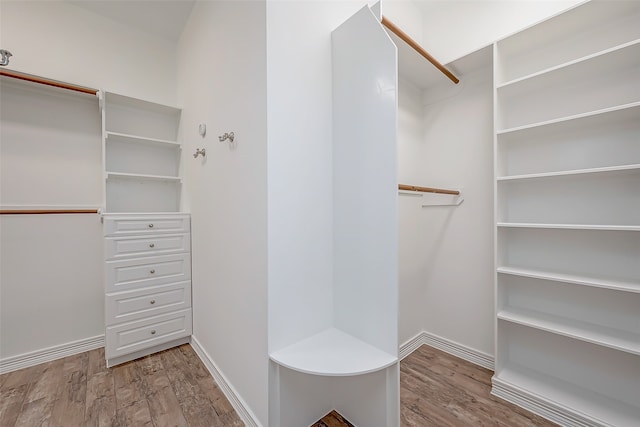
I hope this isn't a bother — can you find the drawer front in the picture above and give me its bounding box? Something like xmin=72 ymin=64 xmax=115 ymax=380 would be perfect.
xmin=105 ymin=233 xmax=190 ymax=260
xmin=104 ymin=215 xmax=190 ymax=236
xmin=105 ymin=281 xmax=191 ymax=326
xmin=105 ymin=308 xmax=192 ymax=359
xmin=106 ymin=253 xmax=191 ymax=292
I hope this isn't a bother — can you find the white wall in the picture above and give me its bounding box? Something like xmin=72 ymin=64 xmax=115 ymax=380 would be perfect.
xmin=0 ymin=0 xmax=178 ymax=362
xmin=0 ymin=215 xmax=104 ymax=359
xmin=416 ymin=0 xmax=584 ymax=64
xmin=0 ymin=0 xmax=178 ymax=106
xmin=177 ymin=1 xmax=268 ymax=424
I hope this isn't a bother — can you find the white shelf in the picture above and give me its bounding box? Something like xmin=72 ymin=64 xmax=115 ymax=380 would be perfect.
xmin=497 ymin=267 xmax=640 ymax=294
xmin=269 ymin=328 xmax=397 ymax=376
xmin=105 ymin=92 xmax=181 ymax=117
xmin=495 ymin=1 xmax=640 ymax=84
xmin=494 ymin=364 xmax=640 ymax=427
xmin=106 ymin=172 xmax=181 ymax=183
xmin=498 ymin=308 xmax=640 ymax=356
xmin=496 ymin=39 xmax=640 ymax=131
xmin=497 ymin=39 xmax=640 ymax=90
xmin=106 ymin=132 xmax=181 ymax=148
xmin=497 ymin=223 xmax=640 ymax=232
xmin=497 ymin=101 xmax=640 ymax=136
xmin=497 ymin=164 xmax=640 ymax=182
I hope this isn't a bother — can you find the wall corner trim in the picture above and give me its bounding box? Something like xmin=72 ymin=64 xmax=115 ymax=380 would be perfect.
xmin=190 ymin=335 xmax=262 ymax=427
xmin=399 ymin=331 xmax=494 ymax=371
xmin=0 ymin=335 xmax=105 ymax=374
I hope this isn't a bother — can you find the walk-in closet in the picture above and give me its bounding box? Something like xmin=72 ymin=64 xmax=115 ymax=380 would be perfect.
xmin=1 ymin=1 xmax=638 ymax=426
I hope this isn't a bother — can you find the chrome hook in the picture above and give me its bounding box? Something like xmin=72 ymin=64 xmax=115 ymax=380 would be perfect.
xmin=218 ymin=132 xmax=235 ymax=143
xmin=193 ymin=148 xmax=206 ymax=158
xmin=0 ymin=49 xmax=12 ymax=67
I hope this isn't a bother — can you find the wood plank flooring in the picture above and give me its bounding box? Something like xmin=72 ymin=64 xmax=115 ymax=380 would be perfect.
xmin=313 ymin=345 xmax=556 ymax=427
xmin=0 ymin=344 xmax=242 ymax=427
xmin=1 ymin=343 xmax=556 ymax=426
xmin=399 ymin=345 xmax=555 ymax=426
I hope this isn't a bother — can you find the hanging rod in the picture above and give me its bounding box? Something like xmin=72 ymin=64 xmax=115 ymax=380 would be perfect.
xmin=0 ymin=209 xmax=99 ymax=215
xmin=0 ymin=69 xmax=98 ymax=95
xmin=398 ymin=184 xmax=460 ymax=195
xmin=381 ymin=16 xmax=459 ymax=85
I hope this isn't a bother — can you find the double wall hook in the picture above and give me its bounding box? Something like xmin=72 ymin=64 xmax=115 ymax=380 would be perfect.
xmin=0 ymin=50 xmax=12 ymax=66
xmin=219 ymin=132 xmax=235 ymax=143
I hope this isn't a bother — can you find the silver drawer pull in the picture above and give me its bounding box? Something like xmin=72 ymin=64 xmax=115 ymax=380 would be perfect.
xmin=150 ymin=330 xmax=156 ymax=335
xmin=150 ymin=300 xmax=156 ymax=305
xmin=150 ymin=269 xmax=155 ymax=274
xmin=148 ymin=223 xmax=154 ymax=228
xmin=149 ymin=243 xmax=155 ymax=248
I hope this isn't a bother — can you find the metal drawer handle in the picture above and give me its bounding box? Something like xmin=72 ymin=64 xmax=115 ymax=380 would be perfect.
xmin=149 ymin=243 xmax=155 ymax=248
xmin=150 ymin=330 xmax=156 ymax=335
xmin=150 ymin=300 xmax=156 ymax=305
xmin=150 ymin=269 xmax=155 ymax=274
xmin=148 ymin=223 xmax=154 ymax=228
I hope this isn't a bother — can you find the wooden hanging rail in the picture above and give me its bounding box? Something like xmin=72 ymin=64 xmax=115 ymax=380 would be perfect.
xmin=0 ymin=69 xmax=98 ymax=95
xmin=0 ymin=209 xmax=99 ymax=215
xmin=381 ymin=16 xmax=459 ymax=85
xmin=398 ymin=184 xmax=460 ymax=196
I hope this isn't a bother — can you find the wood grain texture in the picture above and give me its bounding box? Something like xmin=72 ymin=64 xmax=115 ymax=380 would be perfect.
xmin=314 ymin=344 xmax=557 ymax=427
xmin=312 ymin=410 xmax=356 ymax=427
xmin=400 ymin=345 xmax=556 ymax=427
xmin=0 ymin=344 xmax=242 ymax=427
xmin=2 ymin=343 xmax=556 ymax=426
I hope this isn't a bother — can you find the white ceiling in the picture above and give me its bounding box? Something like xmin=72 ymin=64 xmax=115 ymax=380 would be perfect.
xmin=67 ymin=0 xmax=196 ymax=42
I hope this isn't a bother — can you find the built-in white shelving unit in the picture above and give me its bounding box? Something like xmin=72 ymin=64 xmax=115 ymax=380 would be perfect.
xmin=492 ymin=1 xmax=640 ymax=425
xmin=100 ymin=92 xmax=191 ymax=367
xmin=102 ymin=92 xmax=182 ymax=213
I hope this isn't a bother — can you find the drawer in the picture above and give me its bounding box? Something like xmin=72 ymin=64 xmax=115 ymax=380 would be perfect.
xmin=105 ymin=308 xmax=192 ymax=359
xmin=105 ymin=281 xmax=191 ymax=326
xmin=106 ymin=253 xmax=191 ymax=292
xmin=105 ymin=233 xmax=190 ymax=260
xmin=104 ymin=214 xmax=190 ymax=236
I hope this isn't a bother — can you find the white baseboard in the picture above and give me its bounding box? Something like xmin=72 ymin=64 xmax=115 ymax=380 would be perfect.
xmin=0 ymin=335 xmax=104 ymax=374
xmin=399 ymin=330 xmax=494 ymax=371
xmin=491 ymin=376 xmax=597 ymax=427
xmin=190 ymin=335 xmax=262 ymax=427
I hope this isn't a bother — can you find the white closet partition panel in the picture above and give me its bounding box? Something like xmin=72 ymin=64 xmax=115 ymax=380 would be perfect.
xmin=268 ymin=5 xmax=400 ymax=426
xmin=332 ymin=4 xmax=398 ymax=357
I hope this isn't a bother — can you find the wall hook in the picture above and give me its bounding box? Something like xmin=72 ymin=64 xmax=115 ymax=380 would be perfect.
xmin=193 ymin=148 xmax=206 ymax=158
xmin=219 ymin=132 xmax=235 ymax=143
xmin=0 ymin=49 xmax=12 ymax=66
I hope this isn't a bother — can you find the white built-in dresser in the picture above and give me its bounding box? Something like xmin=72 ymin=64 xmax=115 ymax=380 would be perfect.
xmin=100 ymin=92 xmax=191 ymax=367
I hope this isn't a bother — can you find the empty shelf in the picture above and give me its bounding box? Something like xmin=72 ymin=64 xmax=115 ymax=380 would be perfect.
xmin=269 ymin=328 xmax=397 ymax=376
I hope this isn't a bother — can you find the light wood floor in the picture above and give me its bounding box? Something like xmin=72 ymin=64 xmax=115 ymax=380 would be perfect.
xmin=1 ymin=344 xmax=555 ymax=427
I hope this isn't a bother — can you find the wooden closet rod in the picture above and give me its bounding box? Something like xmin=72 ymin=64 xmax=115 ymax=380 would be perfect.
xmin=0 ymin=69 xmax=98 ymax=95
xmin=0 ymin=209 xmax=99 ymax=215
xmin=381 ymin=16 xmax=459 ymax=85
xmin=399 ymin=184 xmax=460 ymax=196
